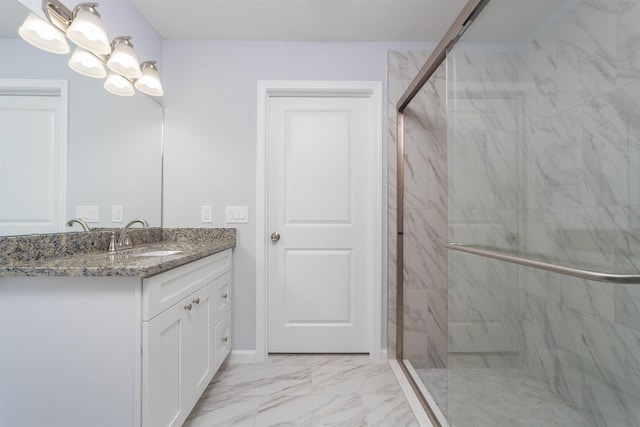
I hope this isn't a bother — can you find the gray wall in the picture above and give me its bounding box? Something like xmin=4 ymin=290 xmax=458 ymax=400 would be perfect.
xmin=161 ymin=40 xmax=436 ymax=351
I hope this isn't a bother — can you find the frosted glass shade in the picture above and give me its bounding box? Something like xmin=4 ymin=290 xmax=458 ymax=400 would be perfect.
xmin=68 ymin=47 xmax=107 ymax=78
xmin=18 ymin=12 xmax=69 ymax=54
xmin=66 ymin=5 xmax=110 ymax=55
xmin=135 ymin=61 xmax=164 ymax=97
xmin=104 ymin=72 xmax=135 ymax=96
xmin=107 ymin=37 xmax=141 ymax=79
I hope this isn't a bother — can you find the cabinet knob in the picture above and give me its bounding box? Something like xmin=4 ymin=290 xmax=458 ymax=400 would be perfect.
xmin=221 ymin=293 xmax=228 ymax=300
xmin=222 ymin=336 xmax=228 ymax=343
xmin=184 ymin=303 xmax=192 ymax=311
xmin=192 ymin=298 xmax=200 ymax=305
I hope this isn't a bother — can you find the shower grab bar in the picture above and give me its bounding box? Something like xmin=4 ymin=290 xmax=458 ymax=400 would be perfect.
xmin=446 ymin=242 xmax=640 ymax=284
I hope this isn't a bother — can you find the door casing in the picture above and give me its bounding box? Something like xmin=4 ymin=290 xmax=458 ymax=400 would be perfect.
xmin=256 ymin=80 xmax=383 ymax=363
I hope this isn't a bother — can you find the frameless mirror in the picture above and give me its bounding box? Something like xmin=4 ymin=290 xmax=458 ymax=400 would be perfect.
xmin=0 ymin=0 xmax=162 ymax=236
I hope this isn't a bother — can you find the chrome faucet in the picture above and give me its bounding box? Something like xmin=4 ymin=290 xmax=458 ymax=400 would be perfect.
xmin=115 ymin=218 xmax=149 ymax=251
xmin=65 ymin=218 xmax=91 ymax=231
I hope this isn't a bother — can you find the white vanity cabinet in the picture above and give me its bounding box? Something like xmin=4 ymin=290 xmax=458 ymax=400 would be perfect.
xmin=142 ymin=251 xmax=232 ymax=427
xmin=0 ymin=249 xmax=232 ymax=427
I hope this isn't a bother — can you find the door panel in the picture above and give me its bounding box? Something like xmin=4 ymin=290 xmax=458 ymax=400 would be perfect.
xmin=268 ymin=96 xmax=371 ymax=353
xmin=0 ymin=92 xmax=65 ymax=235
xmin=284 ymin=249 xmax=352 ymax=323
xmin=286 ymin=110 xmax=351 ymax=223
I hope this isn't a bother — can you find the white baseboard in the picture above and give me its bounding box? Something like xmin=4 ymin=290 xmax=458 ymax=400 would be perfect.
xmin=228 ymin=350 xmax=256 ymax=364
xmin=389 ymin=360 xmax=433 ymax=427
xmin=229 ymin=349 xmax=386 ymax=364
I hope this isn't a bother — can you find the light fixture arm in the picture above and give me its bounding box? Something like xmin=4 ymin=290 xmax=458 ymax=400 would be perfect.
xmin=140 ymin=60 xmax=159 ymax=71
xmin=42 ymin=1 xmax=103 ymax=34
xmin=110 ymin=36 xmax=134 ymax=51
xmin=42 ymin=0 xmax=74 ymax=31
xmin=72 ymin=3 xmax=101 ymax=20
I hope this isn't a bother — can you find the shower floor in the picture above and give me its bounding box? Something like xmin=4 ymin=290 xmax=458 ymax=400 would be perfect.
xmin=415 ymin=368 xmax=595 ymax=427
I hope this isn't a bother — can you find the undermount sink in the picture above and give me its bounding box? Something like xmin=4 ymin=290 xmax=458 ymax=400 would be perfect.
xmin=137 ymin=250 xmax=182 ymax=257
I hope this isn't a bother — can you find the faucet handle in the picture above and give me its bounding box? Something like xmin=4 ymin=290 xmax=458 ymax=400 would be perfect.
xmin=109 ymin=232 xmax=117 ymax=253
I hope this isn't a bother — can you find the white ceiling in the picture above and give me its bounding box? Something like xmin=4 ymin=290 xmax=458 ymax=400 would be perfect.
xmin=3 ymin=0 xmax=578 ymax=44
xmin=129 ymin=0 xmax=468 ymax=41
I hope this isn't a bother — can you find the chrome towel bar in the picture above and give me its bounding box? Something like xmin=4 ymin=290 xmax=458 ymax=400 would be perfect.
xmin=446 ymin=242 xmax=640 ymax=284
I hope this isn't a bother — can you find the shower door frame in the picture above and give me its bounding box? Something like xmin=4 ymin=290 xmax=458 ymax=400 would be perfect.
xmin=393 ymin=0 xmax=491 ymax=424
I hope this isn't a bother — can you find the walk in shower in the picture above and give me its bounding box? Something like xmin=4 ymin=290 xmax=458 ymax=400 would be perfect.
xmin=391 ymin=0 xmax=640 ymax=425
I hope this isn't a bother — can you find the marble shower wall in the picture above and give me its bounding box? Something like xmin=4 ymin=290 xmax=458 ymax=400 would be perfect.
xmin=387 ymin=51 xmax=449 ymax=369
xmin=521 ymin=0 xmax=640 ymax=424
xmin=447 ymin=0 xmax=640 ymax=424
xmin=447 ymin=55 xmax=524 ymax=367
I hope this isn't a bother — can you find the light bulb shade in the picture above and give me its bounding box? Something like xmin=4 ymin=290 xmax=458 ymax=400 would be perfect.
xmin=104 ymin=72 xmax=135 ymax=96
xmin=66 ymin=4 xmax=110 ymax=55
xmin=107 ymin=37 xmax=141 ymax=79
xmin=135 ymin=61 xmax=164 ymax=97
xmin=18 ymin=12 xmax=69 ymax=54
xmin=68 ymin=47 xmax=107 ymax=78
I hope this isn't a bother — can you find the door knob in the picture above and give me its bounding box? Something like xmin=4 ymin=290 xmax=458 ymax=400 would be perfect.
xmin=271 ymin=232 xmax=280 ymax=242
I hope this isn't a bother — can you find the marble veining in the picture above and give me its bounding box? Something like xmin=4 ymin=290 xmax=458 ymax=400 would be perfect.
xmin=389 ymin=51 xmax=450 ymax=370
xmin=416 ymin=367 xmax=596 ymax=427
xmin=0 ymin=228 xmax=235 ymax=277
xmin=183 ymin=355 xmax=418 ymax=427
xmin=440 ymin=0 xmax=640 ymax=425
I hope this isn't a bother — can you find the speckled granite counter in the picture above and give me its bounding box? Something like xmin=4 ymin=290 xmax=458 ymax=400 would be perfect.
xmin=0 ymin=228 xmax=235 ymax=278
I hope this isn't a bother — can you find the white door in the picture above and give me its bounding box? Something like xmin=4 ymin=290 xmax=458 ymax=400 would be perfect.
xmin=267 ymin=95 xmax=372 ymax=353
xmin=0 ymin=82 xmax=66 ymax=236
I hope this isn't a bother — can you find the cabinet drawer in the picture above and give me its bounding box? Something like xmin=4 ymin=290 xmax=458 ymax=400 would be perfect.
xmin=214 ymin=312 xmax=231 ymax=372
xmin=213 ymin=271 xmax=231 ymax=324
xmin=143 ymin=249 xmax=232 ymax=321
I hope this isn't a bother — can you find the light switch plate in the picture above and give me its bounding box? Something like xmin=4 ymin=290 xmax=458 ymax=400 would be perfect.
xmin=112 ymin=205 xmax=123 ymax=223
xmin=75 ymin=205 xmax=99 ymax=223
xmin=225 ymin=206 xmax=248 ymax=223
xmin=201 ymin=205 xmax=213 ymax=223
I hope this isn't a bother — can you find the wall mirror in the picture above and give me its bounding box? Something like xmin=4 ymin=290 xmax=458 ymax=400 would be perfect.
xmin=0 ymin=0 xmax=163 ymax=236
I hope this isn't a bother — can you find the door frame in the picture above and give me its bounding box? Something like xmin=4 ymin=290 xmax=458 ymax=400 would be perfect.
xmin=256 ymin=80 xmax=383 ymax=363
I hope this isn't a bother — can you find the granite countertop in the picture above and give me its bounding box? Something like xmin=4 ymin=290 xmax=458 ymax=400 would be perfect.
xmin=0 ymin=228 xmax=235 ymax=278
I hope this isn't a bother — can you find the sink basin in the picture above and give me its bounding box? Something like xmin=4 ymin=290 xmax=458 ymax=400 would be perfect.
xmin=137 ymin=250 xmax=182 ymax=257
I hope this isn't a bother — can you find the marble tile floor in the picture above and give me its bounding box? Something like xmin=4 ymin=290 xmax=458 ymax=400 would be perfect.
xmin=184 ymin=354 xmax=419 ymax=427
xmin=416 ymin=368 xmax=596 ymax=427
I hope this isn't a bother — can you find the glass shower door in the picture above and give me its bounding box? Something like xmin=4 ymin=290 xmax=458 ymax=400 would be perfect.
xmin=445 ymin=0 xmax=640 ymax=425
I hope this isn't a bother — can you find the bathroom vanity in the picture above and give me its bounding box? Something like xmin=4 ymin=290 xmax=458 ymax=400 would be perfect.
xmin=0 ymin=228 xmax=235 ymax=427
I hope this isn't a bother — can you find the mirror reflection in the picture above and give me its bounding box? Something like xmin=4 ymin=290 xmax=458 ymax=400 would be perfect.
xmin=0 ymin=0 xmax=162 ymax=236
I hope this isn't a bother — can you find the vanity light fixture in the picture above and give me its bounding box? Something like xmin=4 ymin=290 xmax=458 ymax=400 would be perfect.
xmin=104 ymin=72 xmax=135 ymax=96
xmin=107 ymin=37 xmax=141 ymax=79
xmin=68 ymin=46 xmax=107 ymax=78
xmin=17 ymin=0 xmax=164 ymax=97
xmin=135 ymin=61 xmax=164 ymax=97
xmin=65 ymin=3 xmax=111 ymax=55
xmin=18 ymin=12 xmax=69 ymax=54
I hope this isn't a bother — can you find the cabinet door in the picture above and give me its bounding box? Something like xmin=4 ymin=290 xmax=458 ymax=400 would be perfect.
xmin=143 ymin=301 xmax=189 ymax=427
xmin=187 ymin=283 xmax=215 ymax=400
xmin=214 ymin=312 xmax=232 ymax=372
xmin=213 ymin=271 xmax=232 ymax=324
